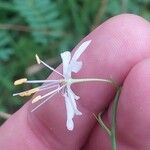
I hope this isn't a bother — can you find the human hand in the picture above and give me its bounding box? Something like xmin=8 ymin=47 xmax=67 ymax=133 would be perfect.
xmin=0 ymin=14 xmax=150 ymax=150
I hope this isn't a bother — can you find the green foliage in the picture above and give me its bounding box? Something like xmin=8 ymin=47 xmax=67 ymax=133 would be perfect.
xmin=107 ymin=0 xmax=150 ymax=19
xmin=14 ymin=0 xmax=65 ymax=44
xmin=0 ymin=0 xmax=149 ymax=121
xmin=0 ymin=31 xmax=13 ymax=61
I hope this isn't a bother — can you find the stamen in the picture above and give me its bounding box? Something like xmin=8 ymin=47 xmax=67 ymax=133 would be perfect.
xmin=40 ymin=82 xmax=58 ymax=88
xmin=37 ymin=84 xmax=65 ymax=100
xmin=13 ymin=87 xmax=39 ymax=97
xmin=31 ymin=84 xmax=66 ymax=111
xmin=25 ymin=79 xmax=62 ymax=84
xmin=39 ymin=84 xmax=59 ymax=91
xmin=31 ymin=92 xmax=57 ymax=112
xmin=35 ymin=54 xmax=64 ymax=77
xmin=14 ymin=78 xmax=27 ymax=85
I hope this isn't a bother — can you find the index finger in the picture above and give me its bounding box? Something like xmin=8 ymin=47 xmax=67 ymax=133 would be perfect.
xmin=28 ymin=14 xmax=150 ymax=149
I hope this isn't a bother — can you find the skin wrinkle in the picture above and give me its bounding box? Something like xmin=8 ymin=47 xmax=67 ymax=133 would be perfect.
xmin=27 ymin=107 xmax=52 ymax=149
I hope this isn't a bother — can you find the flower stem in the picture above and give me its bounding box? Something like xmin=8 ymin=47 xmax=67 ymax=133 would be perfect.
xmin=93 ymin=112 xmax=111 ymax=136
xmin=72 ymin=78 xmax=118 ymax=88
xmin=75 ymin=77 xmax=121 ymax=150
xmin=111 ymin=87 xmax=121 ymax=150
xmin=88 ymin=78 xmax=121 ymax=150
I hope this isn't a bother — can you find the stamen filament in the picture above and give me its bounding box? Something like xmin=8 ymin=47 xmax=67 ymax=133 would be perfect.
xmin=25 ymin=79 xmax=63 ymax=84
xmin=31 ymin=85 xmax=66 ymax=111
xmin=38 ymin=58 xmax=64 ymax=77
xmin=38 ymin=85 xmax=60 ymax=98
xmin=31 ymin=92 xmax=57 ymax=112
xmin=39 ymin=84 xmax=59 ymax=91
xmin=40 ymin=82 xmax=58 ymax=88
xmin=39 ymin=84 xmax=65 ymax=100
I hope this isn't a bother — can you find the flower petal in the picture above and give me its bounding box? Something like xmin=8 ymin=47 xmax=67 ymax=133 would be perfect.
xmin=70 ymin=61 xmax=82 ymax=73
xmin=68 ymin=86 xmax=80 ymax=100
xmin=60 ymin=51 xmax=71 ymax=77
xmin=64 ymin=93 xmax=74 ymax=130
xmin=67 ymin=85 xmax=82 ymax=115
xmin=71 ymin=40 xmax=92 ymax=61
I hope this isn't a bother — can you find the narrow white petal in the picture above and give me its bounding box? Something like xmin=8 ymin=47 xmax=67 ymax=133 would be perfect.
xmin=71 ymin=40 xmax=92 ymax=61
xmin=64 ymin=94 xmax=74 ymax=130
xmin=69 ymin=61 xmax=82 ymax=73
xmin=67 ymin=86 xmax=82 ymax=115
xmin=60 ymin=51 xmax=71 ymax=77
xmin=68 ymin=87 xmax=80 ymax=100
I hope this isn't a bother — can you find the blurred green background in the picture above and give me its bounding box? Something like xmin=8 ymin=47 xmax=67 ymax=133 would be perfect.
xmin=0 ymin=0 xmax=149 ymax=123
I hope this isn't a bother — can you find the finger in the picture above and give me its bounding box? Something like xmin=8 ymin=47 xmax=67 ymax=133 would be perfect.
xmin=28 ymin=14 xmax=150 ymax=149
xmin=83 ymin=59 xmax=150 ymax=149
xmin=0 ymin=14 xmax=150 ymax=150
xmin=117 ymin=59 xmax=150 ymax=149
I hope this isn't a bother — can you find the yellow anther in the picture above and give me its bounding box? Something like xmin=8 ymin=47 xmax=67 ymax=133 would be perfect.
xmin=35 ymin=54 xmax=41 ymax=64
xmin=14 ymin=78 xmax=27 ymax=85
xmin=18 ymin=87 xmax=39 ymax=97
xmin=32 ymin=95 xmax=42 ymax=103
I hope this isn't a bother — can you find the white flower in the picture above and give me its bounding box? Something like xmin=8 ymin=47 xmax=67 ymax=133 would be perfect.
xmin=60 ymin=40 xmax=92 ymax=130
xmin=13 ymin=40 xmax=92 ymax=130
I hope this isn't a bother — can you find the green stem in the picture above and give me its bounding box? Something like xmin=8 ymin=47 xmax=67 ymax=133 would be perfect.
xmin=111 ymin=87 xmax=121 ymax=150
xmin=78 ymin=78 xmax=121 ymax=150
xmin=71 ymin=78 xmax=118 ymax=88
